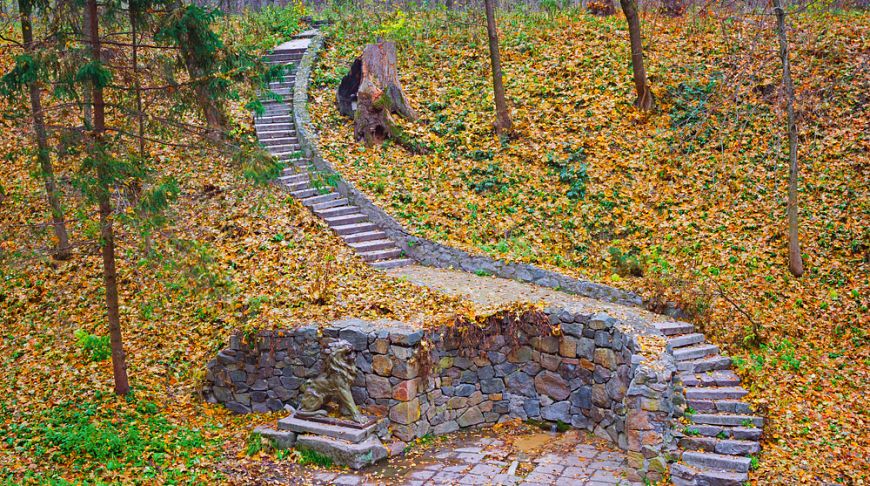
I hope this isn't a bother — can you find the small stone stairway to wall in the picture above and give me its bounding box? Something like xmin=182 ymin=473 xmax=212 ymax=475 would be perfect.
xmin=660 ymin=321 xmax=763 ymax=486
xmin=255 ymin=31 xmax=412 ymax=270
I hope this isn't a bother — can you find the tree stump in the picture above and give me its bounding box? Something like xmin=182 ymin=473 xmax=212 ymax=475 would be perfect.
xmin=352 ymin=41 xmax=417 ymax=145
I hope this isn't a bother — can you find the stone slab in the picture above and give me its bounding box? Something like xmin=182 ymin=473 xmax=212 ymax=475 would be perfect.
xmin=276 ymin=38 xmax=311 ymax=51
xmin=295 ymin=434 xmax=388 ymax=470
xmin=277 ymin=415 xmax=376 ymax=443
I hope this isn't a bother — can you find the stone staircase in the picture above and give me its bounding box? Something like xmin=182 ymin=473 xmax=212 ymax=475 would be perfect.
xmin=656 ymin=322 xmax=763 ymax=486
xmin=256 ymin=34 xmax=412 ymax=270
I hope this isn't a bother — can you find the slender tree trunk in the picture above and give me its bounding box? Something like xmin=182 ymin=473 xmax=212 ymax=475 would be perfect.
xmin=130 ymin=3 xmax=145 ymax=159
xmin=773 ymin=0 xmax=803 ymax=277
xmin=129 ymin=0 xmax=152 ymax=254
xmin=619 ymin=0 xmax=654 ymax=111
xmin=87 ymin=0 xmax=130 ymax=395
xmin=82 ymin=3 xmax=93 ymax=128
xmin=484 ymin=0 xmax=512 ymax=134
xmin=19 ymin=0 xmax=71 ymax=260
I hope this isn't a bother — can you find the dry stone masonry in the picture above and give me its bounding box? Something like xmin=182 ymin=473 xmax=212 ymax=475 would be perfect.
xmin=234 ymin=24 xmax=766 ymax=486
xmin=205 ymin=306 xmax=689 ymax=483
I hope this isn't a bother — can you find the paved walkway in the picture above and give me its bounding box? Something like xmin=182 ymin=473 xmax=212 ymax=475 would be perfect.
xmin=307 ymin=429 xmax=641 ymax=486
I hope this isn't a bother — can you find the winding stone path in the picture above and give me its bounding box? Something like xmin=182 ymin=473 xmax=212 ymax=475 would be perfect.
xmin=254 ymin=28 xmax=764 ymax=486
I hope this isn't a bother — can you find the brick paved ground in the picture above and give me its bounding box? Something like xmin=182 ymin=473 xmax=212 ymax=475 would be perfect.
xmin=307 ymin=431 xmax=642 ymax=485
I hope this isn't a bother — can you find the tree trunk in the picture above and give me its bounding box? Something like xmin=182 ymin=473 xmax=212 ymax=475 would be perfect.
xmin=130 ymin=2 xmax=145 ymax=159
xmin=353 ymin=41 xmax=417 ymax=145
xmin=773 ymin=0 xmax=804 ymax=277
xmin=82 ymin=3 xmax=93 ymax=128
xmin=19 ymin=0 xmax=71 ymax=260
xmin=484 ymin=0 xmax=512 ymax=134
xmin=619 ymin=0 xmax=654 ymax=111
xmin=87 ymin=0 xmax=130 ymax=395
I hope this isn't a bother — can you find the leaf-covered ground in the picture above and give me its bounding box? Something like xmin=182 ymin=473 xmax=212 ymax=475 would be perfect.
xmin=0 ymin=18 xmax=469 ymax=483
xmin=309 ymin=8 xmax=869 ymax=483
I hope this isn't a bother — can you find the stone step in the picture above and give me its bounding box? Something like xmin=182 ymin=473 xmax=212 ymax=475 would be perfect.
xmin=685 ymin=386 xmax=748 ymax=401
xmin=673 ymin=344 xmax=720 ymax=362
xmin=267 ymin=145 xmax=302 ymax=155
xmin=677 ymin=355 xmax=733 ymax=373
xmin=315 ymin=205 xmax=359 ymax=218
xmin=679 ymin=370 xmax=740 ymax=387
xmin=255 ymin=115 xmax=292 ymax=124
xmin=687 ymin=399 xmax=752 ymax=414
xmin=682 ymin=424 xmax=762 ymax=441
xmin=341 ymin=230 xmax=387 ymax=244
xmin=278 ymin=173 xmax=307 ymax=184
xmin=370 ymin=258 xmax=414 ymax=270
xmin=668 ymin=333 xmax=706 ymax=349
xmin=301 ymin=193 xmax=339 ymax=207
xmin=257 ymin=121 xmax=293 ymax=131
xmin=284 ymin=180 xmax=309 ymax=192
xmin=681 ymin=451 xmax=751 ymax=473
xmin=349 ymin=238 xmax=396 ymax=253
xmin=268 ymin=88 xmax=293 ymax=96
xmin=678 ymin=436 xmax=760 ymax=455
xmin=670 ymin=463 xmax=748 ymax=486
xmin=272 ymin=150 xmax=304 ymax=159
xmin=332 ymin=222 xmax=377 ymax=236
xmin=278 ymin=416 xmax=376 ymax=443
xmin=294 ymin=434 xmax=387 ymax=470
xmin=257 ymin=129 xmax=298 ymax=139
xmin=312 ymin=198 xmax=349 ymax=211
xmin=358 ymin=247 xmax=402 ymax=262
xmin=324 ymin=213 xmax=368 ymax=226
xmin=291 ymin=188 xmax=318 ymax=199
xmin=279 ymin=167 xmax=308 ymax=179
xmin=689 ymin=413 xmax=763 ymax=428
xmin=654 ymin=321 xmax=695 ymax=336
xmin=261 ymin=137 xmax=299 ymax=146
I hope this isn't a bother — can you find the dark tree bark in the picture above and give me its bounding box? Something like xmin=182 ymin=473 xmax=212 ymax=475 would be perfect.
xmin=337 ymin=57 xmax=362 ymax=118
xmin=353 ymin=41 xmax=417 ymax=145
xmin=87 ymin=0 xmax=130 ymax=395
xmin=619 ymin=0 xmax=654 ymax=111
xmin=773 ymin=0 xmax=804 ymax=277
xmin=19 ymin=0 xmax=71 ymax=260
xmin=484 ymin=0 xmax=512 ymax=134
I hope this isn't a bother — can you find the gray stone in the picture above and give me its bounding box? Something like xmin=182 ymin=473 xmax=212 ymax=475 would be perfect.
xmin=534 ymin=371 xmax=570 ymax=401
xmin=253 ymin=426 xmax=296 ymax=448
xmin=577 ymin=338 xmax=595 ymax=360
xmin=494 ymin=362 xmax=518 ymax=377
xmin=589 ymin=313 xmax=616 ymax=330
xmin=278 ymin=416 xmax=378 ymax=443
xmin=339 ymin=328 xmax=369 ymax=351
xmin=486 ymin=351 xmax=507 ymax=364
xmin=505 ymin=372 xmax=535 ymax=396
xmin=433 ymin=420 xmax=459 ymax=435
xmin=561 ymin=322 xmax=583 ymax=338
xmin=366 ymin=374 xmax=391 ymax=399
xmin=523 ymin=398 xmax=540 ymax=418
xmin=481 ymin=378 xmax=505 ymax=394
xmin=477 ymin=365 xmax=495 ymax=381
xmin=455 ymin=384 xmax=476 ymax=397
xmin=457 ymin=406 xmax=484 ymax=427
xmin=541 ymin=401 xmax=571 ymax=423
xmin=390 ymin=329 xmax=423 ymax=346
xmin=593 ymin=365 xmax=612 ymax=383
xmin=570 ymin=388 xmax=592 ymax=409
xmin=295 ymin=434 xmax=388 ymax=470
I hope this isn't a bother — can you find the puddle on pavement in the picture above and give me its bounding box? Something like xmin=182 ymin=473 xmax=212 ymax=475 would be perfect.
xmin=513 ymin=431 xmax=559 ymax=453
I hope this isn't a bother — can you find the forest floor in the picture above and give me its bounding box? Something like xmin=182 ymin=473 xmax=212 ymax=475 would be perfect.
xmin=309 ymin=8 xmax=869 ymax=484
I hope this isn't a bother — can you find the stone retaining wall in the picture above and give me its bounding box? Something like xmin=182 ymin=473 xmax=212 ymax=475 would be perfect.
xmin=204 ymin=306 xmax=680 ymax=481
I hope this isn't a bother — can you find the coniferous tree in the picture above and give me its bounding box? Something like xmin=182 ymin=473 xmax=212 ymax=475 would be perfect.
xmin=1 ymin=0 xmax=72 ymax=260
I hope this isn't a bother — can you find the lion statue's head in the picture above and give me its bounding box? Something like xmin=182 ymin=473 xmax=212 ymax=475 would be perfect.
xmin=323 ymin=339 xmax=357 ymax=386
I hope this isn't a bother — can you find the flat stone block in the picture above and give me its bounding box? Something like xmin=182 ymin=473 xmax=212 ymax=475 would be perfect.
xmin=294 ymin=434 xmax=388 ymax=470
xmin=277 ymin=416 xmax=377 ymax=443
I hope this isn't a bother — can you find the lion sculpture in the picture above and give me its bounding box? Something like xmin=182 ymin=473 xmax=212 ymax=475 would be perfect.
xmin=296 ymin=339 xmax=365 ymax=424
